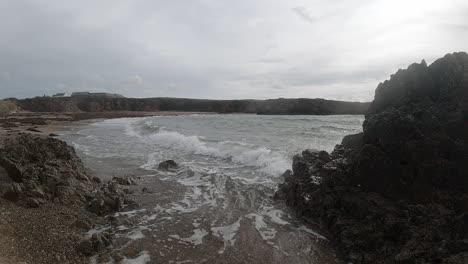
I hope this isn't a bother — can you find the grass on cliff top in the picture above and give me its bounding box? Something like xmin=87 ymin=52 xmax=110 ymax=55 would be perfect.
xmin=0 ymin=100 xmax=16 ymax=115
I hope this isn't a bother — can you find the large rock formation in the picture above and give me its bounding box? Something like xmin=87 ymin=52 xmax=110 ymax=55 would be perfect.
xmin=0 ymin=134 xmax=95 ymax=206
xmin=276 ymin=52 xmax=468 ymax=263
xmin=0 ymin=134 xmax=135 ymax=213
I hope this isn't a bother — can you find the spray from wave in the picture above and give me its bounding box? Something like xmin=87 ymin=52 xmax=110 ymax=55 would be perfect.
xmin=126 ymin=120 xmax=290 ymax=176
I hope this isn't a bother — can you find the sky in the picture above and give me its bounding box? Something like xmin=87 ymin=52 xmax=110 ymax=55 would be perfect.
xmin=0 ymin=0 xmax=468 ymax=101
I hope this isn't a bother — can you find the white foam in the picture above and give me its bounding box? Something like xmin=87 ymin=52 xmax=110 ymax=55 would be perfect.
xmin=262 ymin=208 xmax=290 ymax=226
xmin=211 ymin=219 xmax=241 ymax=252
xmin=296 ymin=226 xmax=327 ymax=240
xmin=129 ymin=124 xmax=289 ymax=176
xmin=114 ymin=209 xmax=147 ymax=218
xmin=85 ymin=226 xmax=111 ymax=238
xmin=246 ymin=213 xmax=277 ymax=240
xmin=127 ymin=229 xmax=146 ymax=240
xmin=175 ymin=229 xmax=208 ymax=246
xmin=121 ymin=251 xmax=151 ymax=264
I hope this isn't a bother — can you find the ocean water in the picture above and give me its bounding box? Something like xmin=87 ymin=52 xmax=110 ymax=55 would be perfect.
xmin=61 ymin=114 xmax=363 ymax=264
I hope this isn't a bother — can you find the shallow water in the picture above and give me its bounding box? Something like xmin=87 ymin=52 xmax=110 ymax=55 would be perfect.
xmin=61 ymin=114 xmax=363 ymax=264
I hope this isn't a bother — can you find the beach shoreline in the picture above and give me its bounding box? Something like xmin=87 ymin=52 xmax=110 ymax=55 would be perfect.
xmin=0 ymin=111 xmax=218 ymax=264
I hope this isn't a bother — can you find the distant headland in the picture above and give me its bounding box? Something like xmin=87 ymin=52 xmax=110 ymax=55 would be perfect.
xmin=1 ymin=94 xmax=370 ymax=115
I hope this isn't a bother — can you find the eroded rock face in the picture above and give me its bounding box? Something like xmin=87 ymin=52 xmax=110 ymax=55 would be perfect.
xmin=0 ymin=134 xmax=94 ymax=205
xmin=277 ymin=52 xmax=468 ymax=263
xmin=0 ymin=134 xmax=137 ymax=215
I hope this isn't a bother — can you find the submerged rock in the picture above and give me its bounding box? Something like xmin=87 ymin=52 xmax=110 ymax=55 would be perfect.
xmin=277 ymin=52 xmax=468 ymax=264
xmin=158 ymin=160 xmax=178 ymax=171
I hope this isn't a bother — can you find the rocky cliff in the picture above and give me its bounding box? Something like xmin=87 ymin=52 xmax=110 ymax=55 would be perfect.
xmin=276 ymin=52 xmax=468 ymax=263
xmin=15 ymin=97 xmax=369 ymax=115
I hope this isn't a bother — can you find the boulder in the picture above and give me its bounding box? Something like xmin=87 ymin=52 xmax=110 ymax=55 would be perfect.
xmin=158 ymin=160 xmax=178 ymax=171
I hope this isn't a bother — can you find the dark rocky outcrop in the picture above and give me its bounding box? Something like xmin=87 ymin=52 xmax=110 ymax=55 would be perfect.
xmin=276 ymin=52 xmax=468 ymax=263
xmin=0 ymin=134 xmax=95 ymax=206
xmin=0 ymin=134 xmax=137 ymax=213
xmin=15 ymin=96 xmax=369 ymax=115
xmin=0 ymin=134 xmax=141 ymax=260
xmin=158 ymin=160 xmax=178 ymax=171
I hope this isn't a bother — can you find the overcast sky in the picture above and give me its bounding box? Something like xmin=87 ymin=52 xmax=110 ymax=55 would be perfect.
xmin=1 ymin=0 xmax=468 ymax=101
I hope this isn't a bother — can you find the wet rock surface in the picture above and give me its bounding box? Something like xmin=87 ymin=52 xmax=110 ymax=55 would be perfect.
xmin=158 ymin=159 xmax=178 ymax=171
xmin=277 ymin=52 xmax=468 ymax=263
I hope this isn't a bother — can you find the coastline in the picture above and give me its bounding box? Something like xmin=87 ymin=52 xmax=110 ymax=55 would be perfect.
xmin=275 ymin=52 xmax=468 ymax=263
xmin=0 ymin=111 xmax=215 ymax=139
xmin=0 ymin=111 xmax=215 ymax=264
xmin=0 ymin=111 xmax=350 ymax=264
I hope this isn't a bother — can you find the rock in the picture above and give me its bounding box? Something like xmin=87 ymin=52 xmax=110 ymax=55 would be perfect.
xmin=26 ymin=127 xmax=42 ymax=133
xmin=78 ymin=232 xmax=113 ymax=256
xmin=112 ymin=176 xmax=135 ymax=185
xmin=31 ymin=186 xmax=46 ymax=199
xmin=0 ymin=183 xmax=23 ymax=201
xmin=87 ymin=179 xmax=136 ymax=215
xmin=158 ymin=160 xmax=178 ymax=171
xmin=340 ymin=132 xmax=363 ymax=152
xmin=442 ymin=253 xmax=468 ymax=264
xmin=0 ymin=134 xmax=95 ymax=205
xmin=49 ymin=133 xmax=59 ymax=137
xmin=23 ymin=197 xmax=41 ymax=208
xmin=276 ymin=52 xmax=468 ymax=264
xmin=92 ymin=176 xmax=102 ymax=184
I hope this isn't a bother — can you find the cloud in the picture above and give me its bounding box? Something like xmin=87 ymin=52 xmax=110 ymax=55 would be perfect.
xmin=291 ymin=7 xmax=316 ymax=24
xmin=0 ymin=0 xmax=467 ymax=101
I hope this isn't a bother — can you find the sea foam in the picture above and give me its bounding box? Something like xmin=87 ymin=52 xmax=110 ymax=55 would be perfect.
xmin=127 ymin=121 xmax=290 ymax=176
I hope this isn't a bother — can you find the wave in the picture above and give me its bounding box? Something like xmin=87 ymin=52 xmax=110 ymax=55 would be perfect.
xmin=127 ymin=122 xmax=289 ymax=176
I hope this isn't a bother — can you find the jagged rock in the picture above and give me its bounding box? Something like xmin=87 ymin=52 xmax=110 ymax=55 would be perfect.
xmin=158 ymin=160 xmax=178 ymax=171
xmin=112 ymin=176 xmax=135 ymax=186
xmin=0 ymin=134 xmax=94 ymax=206
xmin=87 ymin=179 xmax=137 ymax=216
xmin=276 ymin=52 xmax=468 ymax=264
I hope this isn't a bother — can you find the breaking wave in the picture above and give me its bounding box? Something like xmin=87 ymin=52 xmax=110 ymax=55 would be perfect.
xmin=126 ymin=121 xmax=290 ymax=176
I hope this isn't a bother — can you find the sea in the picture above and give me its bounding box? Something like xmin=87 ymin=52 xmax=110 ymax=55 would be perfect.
xmin=60 ymin=114 xmax=364 ymax=264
